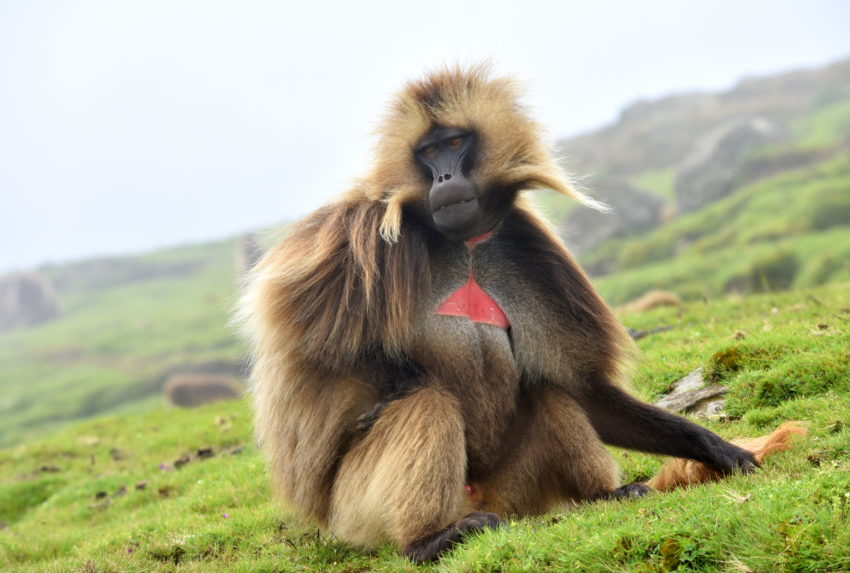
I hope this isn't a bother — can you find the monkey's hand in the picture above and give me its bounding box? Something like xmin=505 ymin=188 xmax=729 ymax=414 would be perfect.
xmin=703 ymin=437 xmax=759 ymax=474
xmin=403 ymin=512 xmax=504 ymax=563
xmin=603 ymin=482 xmax=652 ymax=501
xmin=355 ymin=401 xmax=387 ymax=432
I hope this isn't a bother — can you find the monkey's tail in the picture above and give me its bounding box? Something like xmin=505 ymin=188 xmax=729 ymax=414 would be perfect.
xmin=647 ymin=421 xmax=807 ymax=491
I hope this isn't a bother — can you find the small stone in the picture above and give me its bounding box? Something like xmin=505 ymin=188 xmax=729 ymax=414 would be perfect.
xmin=197 ymin=447 xmax=214 ymax=460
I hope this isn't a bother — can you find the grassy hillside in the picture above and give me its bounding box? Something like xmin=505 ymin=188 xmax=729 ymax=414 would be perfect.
xmin=0 ymin=239 xmax=245 ymax=448
xmin=2 ymin=282 xmax=848 ymax=572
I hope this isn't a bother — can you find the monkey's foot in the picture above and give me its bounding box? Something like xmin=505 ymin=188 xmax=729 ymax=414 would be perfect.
xmin=402 ymin=512 xmax=504 ymax=563
xmin=602 ymin=482 xmax=653 ymax=501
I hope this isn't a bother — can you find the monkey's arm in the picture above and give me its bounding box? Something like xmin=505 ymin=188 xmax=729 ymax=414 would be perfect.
xmin=576 ymin=380 xmax=757 ymax=474
xmin=494 ymin=209 xmax=756 ymax=474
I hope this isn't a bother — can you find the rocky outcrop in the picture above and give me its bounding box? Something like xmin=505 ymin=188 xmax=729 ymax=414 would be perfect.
xmin=560 ymin=179 xmax=664 ymax=254
xmin=0 ymin=273 xmax=61 ymax=332
xmin=556 ymin=58 xmax=850 ymax=181
xmin=674 ymin=117 xmax=780 ymax=213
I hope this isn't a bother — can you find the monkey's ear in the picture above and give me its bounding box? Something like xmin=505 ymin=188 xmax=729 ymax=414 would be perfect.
xmin=379 ymin=185 xmax=420 ymax=243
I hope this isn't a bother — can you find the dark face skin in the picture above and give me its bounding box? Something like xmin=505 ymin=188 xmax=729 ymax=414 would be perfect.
xmin=416 ymin=125 xmax=510 ymax=242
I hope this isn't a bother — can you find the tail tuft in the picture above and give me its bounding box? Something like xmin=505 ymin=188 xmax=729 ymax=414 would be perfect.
xmin=647 ymin=422 xmax=807 ymax=491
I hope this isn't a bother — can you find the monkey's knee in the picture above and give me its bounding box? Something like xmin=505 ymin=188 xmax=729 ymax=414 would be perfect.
xmin=329 ymin=387 xmax=469 ymax=547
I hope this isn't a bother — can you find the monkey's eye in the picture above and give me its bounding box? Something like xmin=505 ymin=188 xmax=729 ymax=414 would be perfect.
xmin=422 ymin=145 xmax=437 ymax=158
xmin=448 ymin=137 xmax=463 ymax=149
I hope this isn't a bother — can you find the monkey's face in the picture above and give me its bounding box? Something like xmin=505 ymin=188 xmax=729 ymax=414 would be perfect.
xmin=414 ymin=125 xmax=486 ymax=241
xmin=413 ymin=124 xmax=521 ymax=242
xmin=369 ymin=67 xmax=589 ymax=244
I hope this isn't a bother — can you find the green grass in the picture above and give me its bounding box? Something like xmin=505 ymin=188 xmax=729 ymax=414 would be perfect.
xmin=2 ymin=282 xmax=848 ymax=572
xmin=0 ymin=239 xmax=245 ymax=448
xmin=630 ymin=168 xmax=676 ymax=202
xmin=794 ymin=97 xmax=850 ymax=148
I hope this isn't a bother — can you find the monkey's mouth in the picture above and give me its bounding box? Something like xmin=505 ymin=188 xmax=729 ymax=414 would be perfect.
xmin=433 ymin=197 xmax=476 ymax=213
xmin=431 ymin=197 xmax=482 ymax=240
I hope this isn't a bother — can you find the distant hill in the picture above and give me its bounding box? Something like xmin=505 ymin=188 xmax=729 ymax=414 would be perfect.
xmin=557 ymin=57 xmax=850 ymax=181
xmin=533 ymin=57 xmax=850 ymax=301
xmin=539 ymin=57 xmax=850 ymax=254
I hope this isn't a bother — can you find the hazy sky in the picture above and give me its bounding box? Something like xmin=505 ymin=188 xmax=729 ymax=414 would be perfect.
xmin=1 ymin=1 xmax=849 ymax=273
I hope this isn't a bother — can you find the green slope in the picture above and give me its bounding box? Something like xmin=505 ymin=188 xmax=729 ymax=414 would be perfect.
xmin=1 ymin=282 xmax=848 ymax=572
xmin=0 ymin=240 xmax=245 ymax=448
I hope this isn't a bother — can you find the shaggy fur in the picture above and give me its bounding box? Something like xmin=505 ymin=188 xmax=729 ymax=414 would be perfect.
xmin=239 ymin=66 xmax=792 ymax=562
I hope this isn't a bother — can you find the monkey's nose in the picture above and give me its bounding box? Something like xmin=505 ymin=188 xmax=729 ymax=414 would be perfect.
xmin=430 ymin=176 xmax=476 ymax=213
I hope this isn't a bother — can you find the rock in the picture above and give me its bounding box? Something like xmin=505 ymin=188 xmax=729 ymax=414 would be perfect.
xmin=164 ymin=375 xmax=241 ymax=408
xmin=675 ymin=117 xmax=781 ymax=213
xmin=627 ymin=325 xmax=672 ymax=340
xmin=667 ymin=367 xmax=706 ymax=394
xmin=560 ymin=178 xmax=664 ymax=254
xmin=618 ymin=290 xmax=683 ymax=314
xmin=237 ymin=233 xmax=266 ymax=278
xmin=0 ymin=273 xmax=61 ymax=332
xmin=654 ymin=367 xmax=729 ymax=415
xmin=655 ymin=384 xmax=729 ymax=414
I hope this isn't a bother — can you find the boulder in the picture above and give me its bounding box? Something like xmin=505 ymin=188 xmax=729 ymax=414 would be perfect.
xmin=0 ymin=273 xmax=61 ymax=332
xmin=675 ymin=117 xmax=780 ymax=213
xmin=560 ymin=179 xmax=664 ymax=254
xmin=164 ymin=375 xmax=241 ymax=408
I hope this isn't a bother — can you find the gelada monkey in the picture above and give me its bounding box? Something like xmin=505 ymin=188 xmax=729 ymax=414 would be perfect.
xmin=239 ymin=66 xmax=801 ymax=562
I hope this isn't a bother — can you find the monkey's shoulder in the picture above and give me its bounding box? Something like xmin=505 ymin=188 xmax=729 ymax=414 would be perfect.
xmin=252 ymin=199 xmax=431 ymax=367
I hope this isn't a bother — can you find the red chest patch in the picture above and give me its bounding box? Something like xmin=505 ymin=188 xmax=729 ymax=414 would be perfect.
xmin=435 ymin=273 xmax=510 ymax=329
xmin=434 ymin=232 xmax=509 ymax=329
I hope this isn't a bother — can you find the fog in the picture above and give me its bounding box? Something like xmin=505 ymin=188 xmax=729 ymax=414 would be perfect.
xmin=1 ymin=0 xmax=849 ymax=272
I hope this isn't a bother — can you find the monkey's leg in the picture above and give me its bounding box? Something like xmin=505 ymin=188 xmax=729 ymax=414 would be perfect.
xmin=470 ymin=385 xmax=627 ymax=518
xmin=329 ymin=386 xmax=499 ymax=562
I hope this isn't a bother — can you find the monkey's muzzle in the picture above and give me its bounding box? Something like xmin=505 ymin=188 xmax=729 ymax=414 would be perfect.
xmin=430 ymin=177 xmax=481 ymax=240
